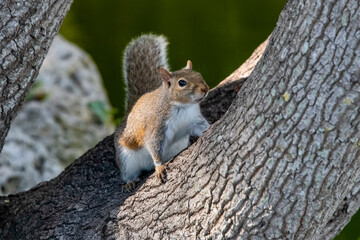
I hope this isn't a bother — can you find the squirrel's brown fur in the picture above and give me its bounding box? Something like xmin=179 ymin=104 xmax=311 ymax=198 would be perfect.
xmin=115 ymin=35 xmax=209 ymax=192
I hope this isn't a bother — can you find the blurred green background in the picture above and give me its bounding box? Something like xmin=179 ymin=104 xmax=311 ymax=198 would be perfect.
xmin=59 ymin=0 xmax=359 ymax=239
xmin=60 ymin=0 xmax=285 ymax=117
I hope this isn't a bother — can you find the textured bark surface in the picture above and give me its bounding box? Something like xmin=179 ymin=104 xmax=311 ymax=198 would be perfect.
xmin=0 ymin=72 xmax=249 ymax=240
xmin=1 ymin=0 xmax=360 ymax=239
xmin=0 ymin=0 xmax=73 ymax=151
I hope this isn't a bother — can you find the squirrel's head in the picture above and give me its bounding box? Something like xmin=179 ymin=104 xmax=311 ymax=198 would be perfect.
xmin=159 ymin=60 xmax=209 ymax=104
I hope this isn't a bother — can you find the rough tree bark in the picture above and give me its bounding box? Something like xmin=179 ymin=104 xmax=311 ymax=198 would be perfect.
xmin=0 ymin=0 xmax=73 ymax=151
xmin=1 ymin=0 xmax=360 ymax=239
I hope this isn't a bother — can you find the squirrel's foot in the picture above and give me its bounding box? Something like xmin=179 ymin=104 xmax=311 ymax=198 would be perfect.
xmin=122 ymin=180 xmax=138 ymax=193
xmin=155 ymin=165 xmax=167 ymax=183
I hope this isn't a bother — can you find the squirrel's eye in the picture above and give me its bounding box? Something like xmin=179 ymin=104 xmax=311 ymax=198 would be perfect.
xmin=178 ymin=79 xmax=187 ymax=87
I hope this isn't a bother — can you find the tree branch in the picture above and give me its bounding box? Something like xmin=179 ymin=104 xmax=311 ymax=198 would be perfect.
xmin=1 ymin=0 xmax=360 ymax=239
xmin=0 ymin=59 xmax=255 ymax=239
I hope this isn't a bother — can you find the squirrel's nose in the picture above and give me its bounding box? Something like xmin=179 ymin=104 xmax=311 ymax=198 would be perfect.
xmin=200 ymin=86 xmax=209 ymax=93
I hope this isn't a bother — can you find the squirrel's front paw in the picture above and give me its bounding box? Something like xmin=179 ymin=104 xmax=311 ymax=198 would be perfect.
xmin=155 ymin=165 xmax=167 ymax=183
xmin=122 ymin=181 xmax=137 ymax=193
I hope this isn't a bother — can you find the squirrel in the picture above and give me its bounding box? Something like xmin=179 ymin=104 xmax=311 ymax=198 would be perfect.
xmin=114 ymin=34 xmax=210 ymax=192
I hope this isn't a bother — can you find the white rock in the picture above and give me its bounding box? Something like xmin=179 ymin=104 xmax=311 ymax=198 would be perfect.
xmin=0 ymin=35 xmax=114 ymax=195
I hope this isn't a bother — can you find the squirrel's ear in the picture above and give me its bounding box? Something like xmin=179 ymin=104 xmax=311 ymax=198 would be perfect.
xmin=184 ymin=60 xmax=192 ymax=70
xmin=159 ymin=67 xmax=172 ymax=86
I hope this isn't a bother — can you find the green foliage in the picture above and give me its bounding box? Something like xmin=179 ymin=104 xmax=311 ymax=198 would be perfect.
xmin=334 ymin=209 xmax=360 ymax=240
xmin=25 ymin=81 xmax=49 ymax=102
xmin=87 ymin=100 xmax=118 ymax=127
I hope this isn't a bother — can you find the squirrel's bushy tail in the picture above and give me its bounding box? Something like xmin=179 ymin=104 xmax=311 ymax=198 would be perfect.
xmin=123 ymin=34 xmax=169 ymax=111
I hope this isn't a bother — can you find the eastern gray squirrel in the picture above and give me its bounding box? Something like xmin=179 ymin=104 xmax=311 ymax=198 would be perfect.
xmin=114 ymin=34 xmax=210 ymax=192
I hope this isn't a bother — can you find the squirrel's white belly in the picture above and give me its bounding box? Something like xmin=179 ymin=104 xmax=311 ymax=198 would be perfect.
xmin=163 ymin=103 xmax=201 ymax=157
xmin=119 ymin=136 xmax=188 ymax=183
xmin=164 ymin=135 xmax=189 ymax=160
xmin=120 ymin=104 xmax=206 ymax=183
xmin=119 ymin=135 xmax=188 ymax=183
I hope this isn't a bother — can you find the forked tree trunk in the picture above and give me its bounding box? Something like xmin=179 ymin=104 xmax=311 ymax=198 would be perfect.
xmin=0 ymin=0 xmax=73 ymax=151
xmin=110 ymin=0 xmax=360 ymax=238
xmin=1 ymin=0 xmax=360 ymax=239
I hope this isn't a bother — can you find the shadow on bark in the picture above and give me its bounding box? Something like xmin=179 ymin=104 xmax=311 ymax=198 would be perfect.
xmin=0 ymin=79 xmax=248 ymax=239
xmin=0 ymin=38 xmax=267 ymax=239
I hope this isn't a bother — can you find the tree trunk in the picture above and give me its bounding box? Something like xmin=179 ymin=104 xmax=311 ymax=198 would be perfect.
xmin=1 ymin=0 xmax=360 ymax=239
xmin=0 ymin=0 xmax=73 ymax=152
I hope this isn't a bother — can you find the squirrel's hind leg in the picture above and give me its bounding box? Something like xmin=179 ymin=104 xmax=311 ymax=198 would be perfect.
xmin=155 ymin=165 xmax=167 ymax=183
xmin=119 ymin=146 xmax=153 ymax=181
xmin=122 ymin=178 xmax=141 ymax=193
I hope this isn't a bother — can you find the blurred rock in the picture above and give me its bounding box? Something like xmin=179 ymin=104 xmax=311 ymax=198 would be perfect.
xmin=0 ymin=35 xmax=115 ymax=195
